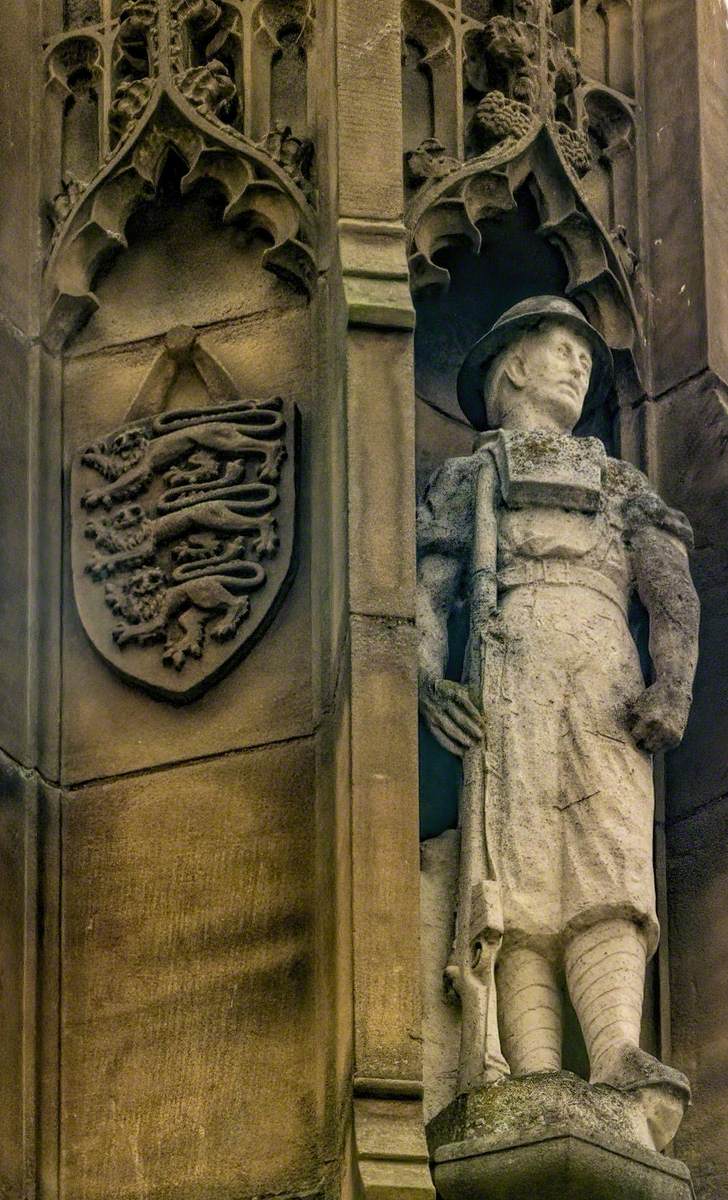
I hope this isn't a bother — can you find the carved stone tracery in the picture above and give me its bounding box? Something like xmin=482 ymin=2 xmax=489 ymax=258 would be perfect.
xmin=44 ymin=0 xmax=318 ymax=349
xmin=402 ymin=0 xmax=642 ymax=374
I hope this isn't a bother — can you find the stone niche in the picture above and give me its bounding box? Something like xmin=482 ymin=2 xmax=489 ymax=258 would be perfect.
xmin=53 ymin=179 xmax=317 ymax=1200
xmin=56 ymin=231 xmax=319 ymax=1198
xmin=404 ymin=2 xmax=695 ymax=1196
xmin=59 ymin=168 xmax=313 ymax=779
xmin=414 ymin=260 xmax=690 ymax=1200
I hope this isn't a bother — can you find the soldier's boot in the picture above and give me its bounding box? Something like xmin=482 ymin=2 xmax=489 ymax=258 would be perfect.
xmin=496 ymin=946 xmax=563 ymax=1075
xmin=565 ymin=917 xmax=690 ymax=1150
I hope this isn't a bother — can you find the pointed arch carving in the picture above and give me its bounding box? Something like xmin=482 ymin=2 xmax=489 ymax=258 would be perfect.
xmin=403 ymin=0 xmax=643 ymax=369
xmin=44 ymin=0 xmax=318 ymax=350
xmin=250 ymin=0 xmax=314 ymax=143
xmin=579 ymin=83 xmax=638 ymax=272
xmin=402 ymin=0 xmax=457 ymax=166
xmin=407 ymin=123 xmax=638 ymax=355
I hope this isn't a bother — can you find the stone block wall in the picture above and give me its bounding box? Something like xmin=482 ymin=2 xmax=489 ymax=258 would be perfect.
xmin=0 ymin=2 xmax=727 ymax=1199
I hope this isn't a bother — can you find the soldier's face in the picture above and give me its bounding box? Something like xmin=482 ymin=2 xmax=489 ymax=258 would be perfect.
xmin=516 ymin=322 xmax=593 ymax=429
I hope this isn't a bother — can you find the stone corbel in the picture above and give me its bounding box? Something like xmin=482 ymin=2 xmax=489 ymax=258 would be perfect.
xmin=339 ymin=218 xmax=415 ymax=331
xmin=353 ymin=1081 xmax=434 ymax=1200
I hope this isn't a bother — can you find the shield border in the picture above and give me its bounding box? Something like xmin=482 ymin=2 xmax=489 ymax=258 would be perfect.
xmin=70 ymin=402 xmax=299 ymax=703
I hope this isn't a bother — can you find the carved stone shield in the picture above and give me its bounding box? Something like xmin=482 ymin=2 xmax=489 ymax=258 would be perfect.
xmin=71 ymin=397 xmax=297 ymax=701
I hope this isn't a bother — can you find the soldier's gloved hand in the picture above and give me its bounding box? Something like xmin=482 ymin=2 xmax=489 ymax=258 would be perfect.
xmin=419 ymin=677 xmax=484 ymax=758
xmin=627 ymin=681 xmax=692 ymax=753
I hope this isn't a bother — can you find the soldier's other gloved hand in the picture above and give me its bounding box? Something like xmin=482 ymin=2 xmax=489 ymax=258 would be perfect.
xmin=627 ymin=681 xmax=692 ymax=753
xmin=419 ymin=677 xmax=484 ymax=758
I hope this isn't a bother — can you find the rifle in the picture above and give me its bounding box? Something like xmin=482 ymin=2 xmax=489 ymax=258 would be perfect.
xmin=445 ymin=449 xmax=506 ymax=1093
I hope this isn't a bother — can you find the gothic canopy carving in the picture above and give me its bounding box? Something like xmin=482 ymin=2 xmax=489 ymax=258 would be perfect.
xmin=402 ymin=0 xmax=641 ymax=357
xmin=44 ymin=0 xmax=317 ymax=350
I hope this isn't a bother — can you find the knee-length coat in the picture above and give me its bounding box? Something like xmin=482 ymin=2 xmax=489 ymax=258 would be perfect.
xmin=417 ymin=436 xmax=694 ymax=960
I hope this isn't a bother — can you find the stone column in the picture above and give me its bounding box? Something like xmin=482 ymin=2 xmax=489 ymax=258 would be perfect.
xmin=641 ymin=3 xmax=728 ymax=1194
xmin=0 ymin=2 xmax=50 ymax=1194
xmin=336 ymin=4 xmax=433 ymax=1198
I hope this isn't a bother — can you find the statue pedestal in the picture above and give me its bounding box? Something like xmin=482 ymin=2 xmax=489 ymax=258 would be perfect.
xmin=428 ymin=1074 xmax=694 ymax=1200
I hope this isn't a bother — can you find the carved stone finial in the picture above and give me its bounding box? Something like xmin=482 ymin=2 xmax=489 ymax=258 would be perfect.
xmin=164 ymin=325 xmax=199 ymax=358
xmin=173 ymin=0 xmax=221 ymax=33
xmin=257 ymin=122 xmax=315 ymax=201
xmin=467 ymin=91 xmax=534 ymax=156
xmin=405 ymin=139 xmax=461 ymax=187
xmin=48 ymin=172 xmax=85 ymax=235
xmin=109 ymin=77 xmax=154 ymax=142
xmin=612 ymin=224 xmax=639 ymax=279
xmin=177 ymin=57 xmax=237 ymax=123
xmin=556 ymin=122 xmax=593 ymax=176
xmin=444 ymin=3 xmax=596 ymax=171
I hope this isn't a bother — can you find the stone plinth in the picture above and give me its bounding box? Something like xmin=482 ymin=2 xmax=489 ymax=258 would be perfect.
xmin=428 ymin=1074 xmax=695 ymax=1200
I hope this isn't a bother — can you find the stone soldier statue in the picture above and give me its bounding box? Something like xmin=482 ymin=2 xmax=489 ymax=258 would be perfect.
xmin=417 ymin=297 xmax=699 ymax=1117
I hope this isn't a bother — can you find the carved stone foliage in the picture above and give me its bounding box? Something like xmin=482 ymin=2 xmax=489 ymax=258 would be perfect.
xmin=44 ymin=0 xmax=317 ymax=348
xmin=401 ymin=0 xmax=641 ymax=354
xmin=71 ymin=328 xmax=298 ymax=701
xmin=257 ymin=121 xmax=315 ymax=203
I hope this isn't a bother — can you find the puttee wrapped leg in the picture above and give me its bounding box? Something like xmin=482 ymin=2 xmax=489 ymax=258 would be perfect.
xmin=496 ymin=946 xmax=563 ymax=1075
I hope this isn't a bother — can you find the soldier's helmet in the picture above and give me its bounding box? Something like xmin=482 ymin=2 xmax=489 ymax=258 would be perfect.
xmin=456 ymin=295 xmax=614 ymax=431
